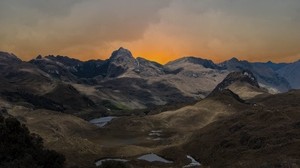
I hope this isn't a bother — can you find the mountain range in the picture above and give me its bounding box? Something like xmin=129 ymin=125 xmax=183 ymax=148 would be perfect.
xmin=0 ymin=48 xmax=299 ymax=118
xmin=1 ymin=48 xmax=300 ymax=167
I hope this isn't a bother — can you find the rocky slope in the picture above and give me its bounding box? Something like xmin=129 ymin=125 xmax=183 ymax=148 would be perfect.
xmin=210 ymin=70 xmax=268 ymax=100
xmin=219 ymin=57 xmax=291 ymax=93
xmin=2 ymin=71 xmax=300 ymax=168
xmin=1 ymin=48 xmax=299 ymax=115
xmin=0 ymin=49 xmax=223 ymax=113
xmin=180 ymin=90 xmax=300 ymax=168
xmin=277 ymin=60 xmax=300 ymax=89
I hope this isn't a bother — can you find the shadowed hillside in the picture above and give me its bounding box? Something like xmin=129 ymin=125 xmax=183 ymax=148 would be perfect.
xmin=0 ymin=115 xmax=65 ymax=168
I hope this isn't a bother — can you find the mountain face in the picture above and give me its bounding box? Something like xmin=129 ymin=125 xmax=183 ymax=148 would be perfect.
xmin=0 ymin=49 xmax=200 ymax=116
xmin=166 ymin=56 xmax=221 ymax=70
xmin=179 ymin=90 xmax=300 ymax=168
xmin=0 ymin=51 xmax=22 ymax=64
xmin=211 ymin=70 xmax=259 ymax=93
xmin=29 ymin=55 xmax=104 ymax=82
xmin=30 ymin=47 xmax=165 ymax=80
xmin=26 ymin=48 xmax=224 ymax=110
xmin=1 ymin=48 xmax=300 ymax=168
xmin=0 ymin=48 xmax=299 ymax=116
xmin=28 ymin=48 xmax=297 ymax=95
xmin=134 ymin=57 xmax=165 ymax=77
xmin=101 ymin=48 xmax=165 ymax=78
xmin=254 ymin=61 xmax=289 ymax=71
xmin=104 ymin=47 xmax=137 ymax=78
xmin=209 ymin=70 xmax=267 ymax=100
xmin=277 ymin=60 xmax=300 ymax=89
xmin=219 ymin=58 xmax=291 ymax=93
xmin=29 ymin=55 xmax=79 ymax=81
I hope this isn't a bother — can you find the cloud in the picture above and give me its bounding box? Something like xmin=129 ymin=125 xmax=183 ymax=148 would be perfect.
xmin=0 ymin=0 xmax=171 ymax=59
xmin=118 ymin=0 xmax=300 ymax=63
xmin=0 ymin=0 xmax=299 ymax=63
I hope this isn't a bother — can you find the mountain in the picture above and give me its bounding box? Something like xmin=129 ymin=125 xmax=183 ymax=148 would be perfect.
xmin=219 ymin=57 xmax=291 ymax=93
xmin=26 ymin=48 xmax=229 ymax=110
xmin=30 ymin=55 xmax=105 ymax=83
xmin=0 ymin=49 xmax=198 ymax=115
xmin=103 ymin=47 xmax=138 ymax=78
xmin=0 ymin=53 xmax=54 ymax=94
xmin=164 ymin=57 xmax=228 ymax=98
xmin=254 ymin=61 xmax=289 ymax=71
xmin=0 ymin=51 xmax=22 ymax=64
xmin=166 ymin=56 xmax=221 ymax=70
xmin=30 ymin=48 xmax=165 ymax=81
xmin=180 ymin=89 xmax=300 ymax=168
xmin=211 ymin=70 xmax=259 ymax=92
xmin=4 ymin=85 xmax=300 ymax=167
xmin=277 ymin=60 xmax=300 ymax=89
xmin=134 ymin=57 xmax=165 ymax=77
xmin=29 ymin=55 xmax=80 ymax=82
xmin=1 ymin=48 xmax=300 ymax=167
xmin=210 ymin=70 xmax=267 ymax=100
xmin=0 ymin=48 xmax=299 ymax=117
xmin=100 ymin=47 xmax=166 ymax=78
xmin=147 ymin=89 xmax=248 ymax=132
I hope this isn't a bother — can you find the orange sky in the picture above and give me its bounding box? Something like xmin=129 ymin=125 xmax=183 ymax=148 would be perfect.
xmin=1 ymin=0 xmax=300 ymax=64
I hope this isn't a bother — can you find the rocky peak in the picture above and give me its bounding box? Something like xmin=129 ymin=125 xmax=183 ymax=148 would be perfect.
xmin=109 ymin=47 xmax=135 ymax=65
xmin=219 ymin=57 xmax=252 ymax=71
xmin=210 ymin=70 xmax=260 ymax=95
xmin=36 ymin=55 xmax=43 ymax=59
xmin=228 ymin=57 xmax=239 ymax=62
xmin=134 ymin=57 xmax=165 ymax=76
xmin=0 ymin=51 xmax=22 ymax=63
xmin=166 ymin=56 xmax=219 ymax=69
xmin=104 ymin=48 xmax=137 ymax=77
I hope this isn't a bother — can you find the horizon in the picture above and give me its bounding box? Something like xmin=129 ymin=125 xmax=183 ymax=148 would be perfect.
xmin=1 ymin=0 xmax=300 ymax=64
xmin=1 ymin=47 xmax=299 ymax=65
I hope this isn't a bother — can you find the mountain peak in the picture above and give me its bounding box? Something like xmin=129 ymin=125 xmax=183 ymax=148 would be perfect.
xmin=109 ymin=47 xmax=136 ymax=66
xmin=210 ymin=70 xmax=260 ymax=95
xmin=229 ymin=57 xmax=239 ymax=62
xmin=110 ymin=47 xmax=133 ymax=59
xmin=166 ymin=56 xmax=219 ymax=69
xmin=0 ymin=51 xmax=22 ymax=63
xmin=36 ymin=55 xmax=43 ymax=59
xmin=104 ymin=48 xmax=137 ymax=77
xmin=118 ymin=47 xmax=126 ymax=51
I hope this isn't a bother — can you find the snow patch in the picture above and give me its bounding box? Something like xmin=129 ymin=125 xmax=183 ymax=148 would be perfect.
xmin=137 ymin=153 xmax=173 ymax=163
xmin=148 ymin=130 xmax=163 ymax=141
xmin=243 ymin=71 xmax=255 ymax=81
xmin=183 ymin=155 xmax=201 ymax=168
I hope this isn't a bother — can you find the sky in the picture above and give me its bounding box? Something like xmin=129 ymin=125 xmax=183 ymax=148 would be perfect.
xmin=0 ymin=0 xmax=300 ymax=64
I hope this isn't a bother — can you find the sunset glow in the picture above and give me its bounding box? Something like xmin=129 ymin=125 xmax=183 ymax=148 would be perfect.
xmin=1 ymin=0 xmax=300 ymax=63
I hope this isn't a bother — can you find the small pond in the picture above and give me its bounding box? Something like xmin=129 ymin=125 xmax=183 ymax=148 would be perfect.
xmin=89 ymin=116 xmax=117 ymax=127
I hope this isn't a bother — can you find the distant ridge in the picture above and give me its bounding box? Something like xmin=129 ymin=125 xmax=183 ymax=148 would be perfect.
xmin=0 ymin=47 xmax=299 ymax=107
